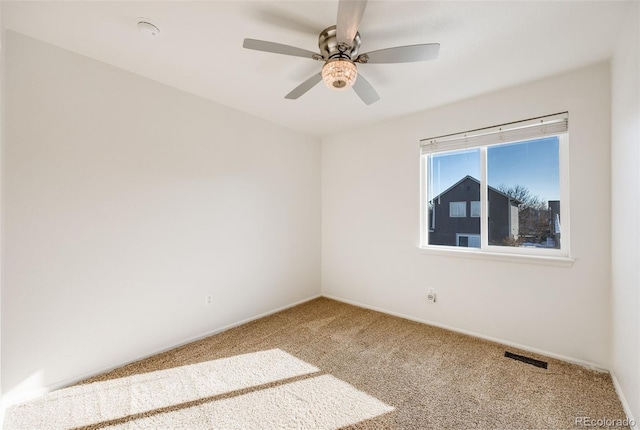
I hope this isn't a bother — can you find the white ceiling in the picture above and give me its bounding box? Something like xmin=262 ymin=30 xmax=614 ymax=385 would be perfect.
xmin=2 ymin=1 xmax=633 ymax=137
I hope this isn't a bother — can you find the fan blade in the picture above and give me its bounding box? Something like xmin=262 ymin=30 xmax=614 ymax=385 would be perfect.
xmin=336 ymin=0 xmax=367 ymax=46
xmin=352 ymin=74 xmax=379 ymax=105
xmin=243 ymin=39 xmax=318 ymax=59
xmin=360 ymin=43 xmax=440 ymax=64
xmin=285 ymin=73 xmax=323 ymax=100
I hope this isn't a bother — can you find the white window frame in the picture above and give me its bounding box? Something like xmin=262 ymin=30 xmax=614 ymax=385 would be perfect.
xmin=419 ymin=113 xmax=572 ymax=264
xmin=449 ymin=201 xmax=466 ymax=218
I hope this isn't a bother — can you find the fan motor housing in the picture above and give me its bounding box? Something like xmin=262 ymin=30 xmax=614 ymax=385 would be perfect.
xmin=318 ymin=25 xmax=361 ymax=60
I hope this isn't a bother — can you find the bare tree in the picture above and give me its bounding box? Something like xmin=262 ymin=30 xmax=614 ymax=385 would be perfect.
xmin=497 ymin=184 xmax=546 ymax=210
xmin=497 ymin=184 xmax=549 ymax=244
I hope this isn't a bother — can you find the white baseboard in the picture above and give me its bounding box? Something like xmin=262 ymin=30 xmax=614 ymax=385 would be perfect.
xmin=610 ymin=370 xmax=638 ymax=429
xmin=321 ymin=294 xmax=608 ymax=372
xmin=1 ymin=294 xmax=322 ymax=410
xmin=5 ymin=292 xmax=630 ymax=429
xmin=322 ymin=294 xmax=640 ymax=426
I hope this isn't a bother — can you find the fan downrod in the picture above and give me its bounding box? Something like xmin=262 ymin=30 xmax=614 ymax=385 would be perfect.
xmin=318 ymin=25 xmax=361 ymax=61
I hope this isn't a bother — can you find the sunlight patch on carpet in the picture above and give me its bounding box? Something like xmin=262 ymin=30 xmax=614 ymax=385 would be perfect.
xmin=4 ymin=349 xmax=320 ymax=429
xmin=107 ymin=374 xmax=394 ymax=430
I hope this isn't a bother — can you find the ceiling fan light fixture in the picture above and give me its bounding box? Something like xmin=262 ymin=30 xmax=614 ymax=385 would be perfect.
xmin=321 ymin=59 xmax=357 ymax=90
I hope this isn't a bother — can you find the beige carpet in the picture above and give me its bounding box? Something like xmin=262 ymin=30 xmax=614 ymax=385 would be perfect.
xmin=3 ymin=297 xmax=630 ymax=429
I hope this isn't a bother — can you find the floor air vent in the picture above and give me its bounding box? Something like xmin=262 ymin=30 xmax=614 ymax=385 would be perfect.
xmin=504 ymin=351 xmax=548 ymax=369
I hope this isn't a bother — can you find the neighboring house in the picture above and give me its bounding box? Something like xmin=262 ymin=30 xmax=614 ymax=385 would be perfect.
xmin=512 ymin=199 xmax=561 ymax=248
xmin=429 ymin=176 xmax=520 ymax=247
xmin=548 ymin=200 xmax=561 ymax=247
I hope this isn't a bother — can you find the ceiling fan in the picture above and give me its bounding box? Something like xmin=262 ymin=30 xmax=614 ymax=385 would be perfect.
xmin=242 ymin=0 xmax=440 ymax=105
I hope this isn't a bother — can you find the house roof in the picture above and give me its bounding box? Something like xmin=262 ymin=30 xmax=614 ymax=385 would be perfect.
xmin=430 ymin=175 xmax=522 ymax=204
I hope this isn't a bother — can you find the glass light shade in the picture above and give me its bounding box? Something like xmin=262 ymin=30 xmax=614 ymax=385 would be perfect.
xmin=321 ymin=59 xmax=357 ymax=90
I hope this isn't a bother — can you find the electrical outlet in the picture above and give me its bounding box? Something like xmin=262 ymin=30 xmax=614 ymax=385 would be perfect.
xmin=205 ymin=295 xmax=213 ymax=306
xmin=427 ymin=289 xmax=436 ymax=303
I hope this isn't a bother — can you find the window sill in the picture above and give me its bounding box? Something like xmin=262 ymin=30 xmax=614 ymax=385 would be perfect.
xmin=419 ymin=246 xmax=575 ymax=267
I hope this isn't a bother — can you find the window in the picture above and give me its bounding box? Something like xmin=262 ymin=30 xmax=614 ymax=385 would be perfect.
xmin=457 ymin=234 xmax=481 ymax=248
xmin=470 ymin=201 xmax=481 ymax=217
xmin=420 ymin=113 xmax=569 ymax=257
xmin=450 ymin=202 xmax=466 ymax=217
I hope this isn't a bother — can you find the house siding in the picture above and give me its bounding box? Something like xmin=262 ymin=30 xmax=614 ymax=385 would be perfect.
xmin=487 ymin=188 xmax=515 ymax=246
xmin=429 ymin=177 xmax=516 ymax=246
xmin=430 ymin=178 xmax=481 ymax=246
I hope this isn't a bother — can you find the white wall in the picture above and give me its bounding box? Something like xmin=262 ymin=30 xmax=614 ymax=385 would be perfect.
xmin=2 ymin=14 xmax=635 ymax=420
xmin=611 ymin=2 xmax=640 ymax=422
xmin=2 ymin=32 xmax=321 ymax=405
xmin=322 ymin=62 xmax=612 ymax=367
xmin=0 ymin=0 xmax=4 ymax=419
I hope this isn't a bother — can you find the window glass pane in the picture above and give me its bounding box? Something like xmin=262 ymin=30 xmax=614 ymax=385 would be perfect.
xmin=449 ymin=202 xmax=466 ymax=217
xmin=468 ymin=235 xmax=481 ymax=248
xmin=457 ymin=234 xmax=480 ymax=248
xmin=427 ymin=149 xmax=481 ymax=246
xmin=487 ymin=137 xmax=560 ymax=249
xmin=470 ymin=201 xmax=481 ymax=217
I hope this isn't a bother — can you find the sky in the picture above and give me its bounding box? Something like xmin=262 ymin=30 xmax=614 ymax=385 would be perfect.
xmin=427 ymin=137 xmax=560 ymax=203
